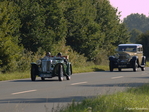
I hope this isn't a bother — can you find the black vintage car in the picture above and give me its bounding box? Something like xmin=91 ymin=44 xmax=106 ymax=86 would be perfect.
xmin=31 ymin=56 xmax=72 ymax=81
xmin=109 ymin=44 xmax=146 ymax=72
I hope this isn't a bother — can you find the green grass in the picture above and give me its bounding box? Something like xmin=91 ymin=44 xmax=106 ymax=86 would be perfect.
xmin=59 ymin=85 xmax=149 ymax=112
xmin=0 ymin=65 xmax=109 ymax=81
xmin=0 ymin=71 xmax=30 ymax=81
xmin=72 ymin=65 xmax=109 ymax=73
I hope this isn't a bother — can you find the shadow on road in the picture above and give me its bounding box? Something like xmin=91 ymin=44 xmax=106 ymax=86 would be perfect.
xmin=10 ymin=79 xmax=60 ymax=82
xmin=0 ymin=96 xmax=91 ymax=104
xmin=78 ymin=82 xmax=149 ymax=88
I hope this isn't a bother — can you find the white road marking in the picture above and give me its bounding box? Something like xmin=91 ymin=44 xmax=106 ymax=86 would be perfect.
xmin=12 ymin=89 xmax=37 ymax=95
xmin=71 ymin=82 xmax=87 ymax=85
xmin=111 ymin=76 xmax=124 ymax=79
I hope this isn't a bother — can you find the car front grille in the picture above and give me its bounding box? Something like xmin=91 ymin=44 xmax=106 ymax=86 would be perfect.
xmin=41 ymin=60 xmax=51 ymax=73
xmin=119 ymin=55 xmax=127 ymax=60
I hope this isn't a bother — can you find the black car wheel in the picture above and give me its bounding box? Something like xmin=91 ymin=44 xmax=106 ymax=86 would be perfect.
xmin=66 ymin=75 xmax=71 ymax=80
xmin=133 ymin=60 xmax=137 ymax=72
xmin=31 ymin=65 xmax=37 ymax=81
xmin=58 ymin=64 xmax=64 ymax=81
xmin=41 ymin=77 xmax=45 ymax=81
xmin=141 ymin=67 xmax=145 ymax=71
xmin=109 ymin=61 xmax=114 ymax=72
xmin=118 ymin=68 xmax=121 ymax=71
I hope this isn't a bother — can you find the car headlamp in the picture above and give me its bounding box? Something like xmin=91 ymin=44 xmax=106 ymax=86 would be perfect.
xmin=115 ymin=53 xmax=119 ymax=58
xmin=126 ymin=54 xmax=130 ymax=59
xmin=36 ymin=60 xmax=41 ymax=65
xmin=51 ymin=60 xmax=57 ymax=65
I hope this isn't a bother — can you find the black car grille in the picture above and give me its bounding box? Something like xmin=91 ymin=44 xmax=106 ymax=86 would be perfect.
xmin=119 ymin=55 xmax=127 ymax=60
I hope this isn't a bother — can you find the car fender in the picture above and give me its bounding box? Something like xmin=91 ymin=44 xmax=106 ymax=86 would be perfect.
xmin=141 ymin=56 xmax=146 ymax=65
xmin=31 ymin=62 xmax=37 ymax=65
xmin=66 ymin=63 xmax=72 ymax=75
xmin=109 ymin=56 xmax=115 ymax=61
xmin=132 ymin=56 xmax=138 ymax=61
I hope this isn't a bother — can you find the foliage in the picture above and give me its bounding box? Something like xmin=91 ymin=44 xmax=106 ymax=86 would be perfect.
xmin=123 ymin=13 xmax=149 ymax=58
xmin=0 ymin=0 xmax=130 ymax=72
xmin=65 ymin=0 xmax=129 ymax=61
xmin=129 ymin=29 xmax=142 ymax=43
xmin=136 ymin=31 xmax=149 ymax=60
xmin=0 ymin=1 xmax=22 ymax=72
xmin=123 ymin=13 xmax=149 ymax=33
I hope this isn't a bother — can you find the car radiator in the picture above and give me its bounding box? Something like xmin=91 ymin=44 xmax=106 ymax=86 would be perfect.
xmin=41 ymin=60 xmax=51 ymax=73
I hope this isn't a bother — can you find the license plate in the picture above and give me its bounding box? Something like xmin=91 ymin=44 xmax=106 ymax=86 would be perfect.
xmin=40 ymin=74 xmax=52 ymax=78
xmin=118 ymin=65 xmax=127 ymax=67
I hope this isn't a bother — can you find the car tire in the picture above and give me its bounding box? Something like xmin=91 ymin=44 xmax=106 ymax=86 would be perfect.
xmin=118 ymin=68 xmax=121 ymax=71
xmin=133 ymin=60 xmax=137 ymax=72
xmin=66 ymin=75 xmax=71 ymax=80
xmin=31 ymin=65 xmax=37 ymax=81
xmin=41 ymin=77 xmax=45 ymax=81
xmin=109 ymin=61 xmax=114 ymax=72
xmin=66 ymin=65 xmax=71 ymax=80
xmin=58 ymin=64 xmax=64 ymax=81
xmin=141 ymin=67 xmax=145 ymax=71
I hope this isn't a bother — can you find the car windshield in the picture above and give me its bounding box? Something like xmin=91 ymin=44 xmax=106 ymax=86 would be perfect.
xmin=118 ymin=46 xmax=137 ymax=52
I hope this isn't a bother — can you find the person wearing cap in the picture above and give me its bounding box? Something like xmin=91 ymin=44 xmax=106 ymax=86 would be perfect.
xmin=57 ymin=52 xmax=62 ymax=57
xmin=56 ymin=52 xmax=68 ymax=63
xmin=43 ymin=52 xmax=51 ymax=59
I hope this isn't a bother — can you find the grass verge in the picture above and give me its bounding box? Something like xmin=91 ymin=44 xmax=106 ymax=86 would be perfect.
xmin=59 ymin=84 xmax=149 ymax=112
xmin=0 ymin=65 xmax=109 ymax=81
xmin=0 ymin=71 xmax=30 ymax=81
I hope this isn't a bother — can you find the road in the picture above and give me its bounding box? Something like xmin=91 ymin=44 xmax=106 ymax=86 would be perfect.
xmin=0 ymin=68 xmax=149 ymax=112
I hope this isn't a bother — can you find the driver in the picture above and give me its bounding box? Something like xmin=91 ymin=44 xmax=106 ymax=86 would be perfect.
xmin=42 ymin=52 xmax=51 ymax=59
xmin=55 ymin=52 xmax=68 ymax=63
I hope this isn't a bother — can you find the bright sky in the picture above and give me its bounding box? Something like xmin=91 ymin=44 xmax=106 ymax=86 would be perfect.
xmin=109 ymin=0 xmax=149 ymax=20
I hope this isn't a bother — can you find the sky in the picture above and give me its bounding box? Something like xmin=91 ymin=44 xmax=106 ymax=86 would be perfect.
xmin=109 ymin=0 xmax=149 ymax=20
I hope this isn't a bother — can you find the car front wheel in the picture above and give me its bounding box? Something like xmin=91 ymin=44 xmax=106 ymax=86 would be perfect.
xmin=133 ymin=60 xmax=137 ymax=72
xmin=41 ymin=77 xmax=45 ymax=81
xmin=141 ymin=67 xmax=145 ymax=71
xmin=118 ymin=68 xmax=121 ymax=71
xmin=31 ymin=65 xmax=37 ymax=81
xmin=109 ymin=61 xmax=114 ymax=72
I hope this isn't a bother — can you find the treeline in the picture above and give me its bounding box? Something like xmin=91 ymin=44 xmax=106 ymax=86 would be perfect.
xmin=123 ymin=13 xmax=149 ymax=59
xmin=123 ymin=13 xmax=149 ymax=33
xmin=0 ymin=0 xmax=129 ymax=72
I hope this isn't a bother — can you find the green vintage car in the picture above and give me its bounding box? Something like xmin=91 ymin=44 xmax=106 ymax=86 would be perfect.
xmin=109 ymin=44 xmax=146 ymax=72
xmin=31 ymin=56 xmax=72 ymax=81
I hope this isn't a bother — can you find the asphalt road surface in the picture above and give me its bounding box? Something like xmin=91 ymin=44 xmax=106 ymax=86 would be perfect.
xmin=0 ymin=67 xmax=149 ymax=112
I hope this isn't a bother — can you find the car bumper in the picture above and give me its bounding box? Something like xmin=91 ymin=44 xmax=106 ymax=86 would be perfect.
xmin=39 ymin=72 xmax=53 ymax=78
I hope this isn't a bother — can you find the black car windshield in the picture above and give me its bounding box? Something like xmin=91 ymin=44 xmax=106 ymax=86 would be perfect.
xmin=118 ymin=46 xmax=137 ymax=52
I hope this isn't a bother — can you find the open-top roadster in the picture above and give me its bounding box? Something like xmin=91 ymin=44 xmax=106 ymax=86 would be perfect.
xmin=31 ymin=56 xmax=72 ymax=81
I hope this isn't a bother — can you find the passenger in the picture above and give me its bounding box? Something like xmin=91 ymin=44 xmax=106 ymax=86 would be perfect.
xmin=57 ymin=52 xmax=62 ymax=57
xmin=56 ymin=52 xmax=68 ymax=63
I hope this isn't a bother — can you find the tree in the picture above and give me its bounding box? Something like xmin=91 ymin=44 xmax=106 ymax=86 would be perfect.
xmin=136 ymin=31 xmax=149 ymax=59
xmin=123 ymin=13 xmax=149 ymax=32
xmin=129 ymin=29 xmax=142 ymax=43
xmin=0 ymin=1 xmax=22 ymax=71
xmin=95 ymin=0 xmax=129 ymax=55
xmin=14 ymin=0 xmax=68 ymax=52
